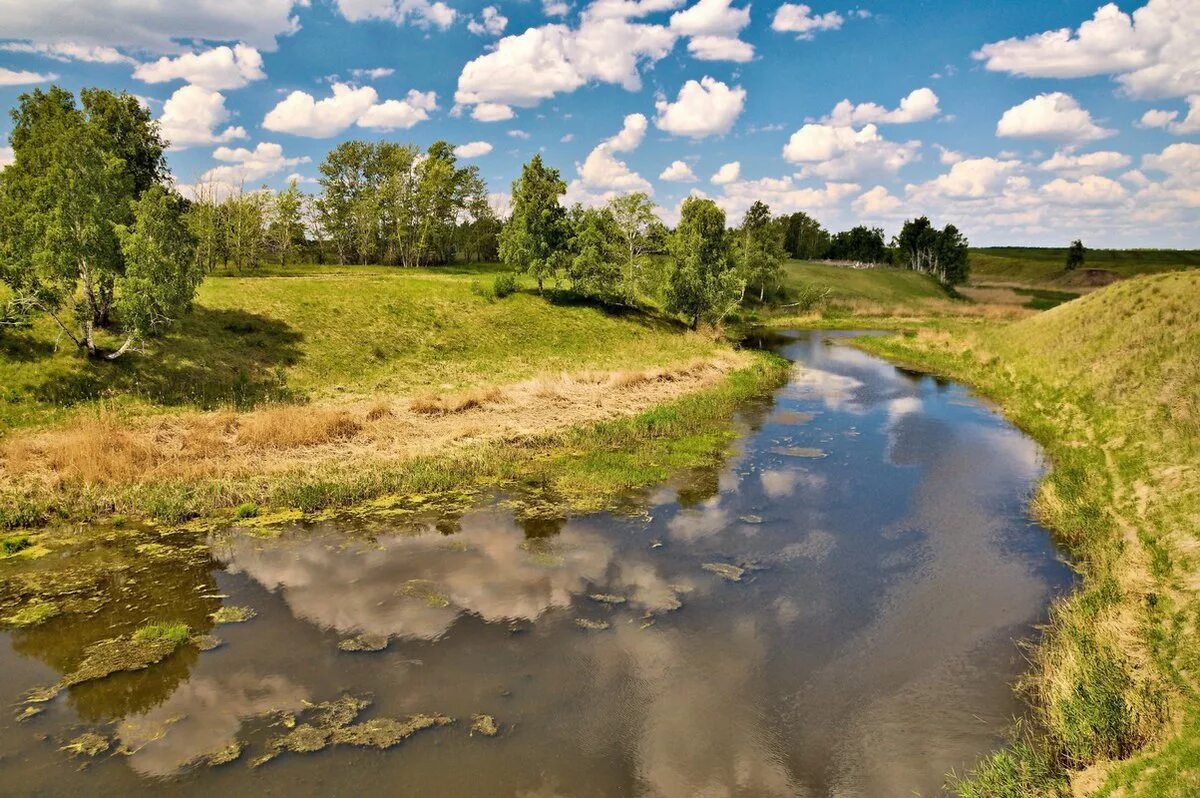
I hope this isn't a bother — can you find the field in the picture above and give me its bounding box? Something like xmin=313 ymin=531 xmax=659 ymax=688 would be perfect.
xmin=779 ymin=259 xmax=951 ymax=305
xmin=969 ymin=247 xmax=1200 ymax=287
xmin=858 ymin=271 xmax=1200 ymax=795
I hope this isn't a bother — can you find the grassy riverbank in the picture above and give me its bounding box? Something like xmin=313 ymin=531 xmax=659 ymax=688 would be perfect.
xmin=856 ymin=270 xmax=1200 ymax=795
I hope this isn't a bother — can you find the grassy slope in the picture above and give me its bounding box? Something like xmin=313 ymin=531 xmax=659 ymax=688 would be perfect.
xmin=858 ymin=271 xmax=1200 ymax=795
xmin=780 ymin=259 xmax=950 ymax=304
xmin=0 ymin=264 xmax=720 ymax=433
xmin=970 ymin=247 xmax=1200 ymax=286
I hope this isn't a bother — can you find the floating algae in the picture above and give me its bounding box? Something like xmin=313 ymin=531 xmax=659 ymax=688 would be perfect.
xmin=470 ymin=714 xmax=499 ymax=737
xmin=205 ymin=742 xmax=243 ymax=766
xmin=769 ymin=446 xmax=827 ymax=459
xmin=333 ymin=715 xmax=454 ymax=748
xmin=574 ymin=618 xmax=611 ymax=631
xmin=701 ymin=562 xmax=746 ymax=582
xmin=3 ymin=599 xmax=60 ymax=627
xmin=397 ymin=579 xmax=450 ymax=608
xmin=587 ymin=593 xmax=627 ymax=605
xmin=61 ymin=732 xmax=110 ymax=757
xmin=338 ymin=634 xmax=389 ymax=652
xmin=192 ymin=634 xmax=223 ymax=651
xmin=27 ymin=626 xmax=189 ymax=703
xmin=15 ymin=705 xmax=43 ymax=722
xmin=210 ymin=605 xmax=256 ymax=624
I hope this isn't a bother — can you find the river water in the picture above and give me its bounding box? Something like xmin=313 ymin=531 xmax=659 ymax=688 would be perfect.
xmin=0 ymin=330 xmax=1071 ymax=796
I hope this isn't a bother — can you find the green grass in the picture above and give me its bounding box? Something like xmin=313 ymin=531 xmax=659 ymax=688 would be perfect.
xmin=131 ymin=620 xmax=191 ymax=646
xmin=0 ymin=263 xmax=720 ymax=433
xmin=856 ymin=271 xmax=1200 ymax=795
xmin=779 ymin=260 xmax=951 ymax=305
xmin=970 ymin=247 xmax=1200 ymax=286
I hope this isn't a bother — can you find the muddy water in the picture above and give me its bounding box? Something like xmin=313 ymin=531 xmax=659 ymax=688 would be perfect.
xmin=0 ymin=330 xmax=1071 ymax=796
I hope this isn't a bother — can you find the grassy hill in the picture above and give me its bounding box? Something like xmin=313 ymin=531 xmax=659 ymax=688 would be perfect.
xmin=859 ymin=271 xmax=1200 ymax=796
xmin=969 ymin=247 xmax=1200 ymax=287
xmin=779 ymin=260 xmax=951 ymax=305
xmin=0 ymin=264 xmax=723 ymax=433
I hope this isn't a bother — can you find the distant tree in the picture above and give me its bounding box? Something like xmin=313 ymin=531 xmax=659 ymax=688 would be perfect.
xmin=0 ymin=86 xmax=198 ymax=358
xmin=607 ymin=192 xmax=660 ymax=304
xmin=224 ymin=184 xmax=270 ymax=270
xmin=828 ymin=225 xmax=887 ymax=263
xmin=268 ymin=179 xmax=306 ymax=267
xmin=1066 ymin=239 xmax=1085 ymax=271
xmin=499 ymin=155 xmax=569 ymax=293
xmin=455 ymin=202 xmax=502 ymax=263
xmin=665 ymin=197 xmax=743 ymax=329
xmin=782 ymin=211 xmax=830 ymax=260
xmin=185 ymin=178 xmax=227 ymax=273
xmin=894 ymin=216 xmax=970 ymax=284
xmin=566 ymin=204 xmax=622 ymax=300
xmin=735 ymin=200 xmax=787 ymax=302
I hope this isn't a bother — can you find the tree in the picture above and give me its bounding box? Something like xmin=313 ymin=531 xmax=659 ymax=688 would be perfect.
xmin=224 ymin=184 xmax=270 ymax=270
xmin=781 ymin=211 xmax=830 ymax=260
xmin=664 ymin=197 xmax=743 ymax=329
xmin=186 ymin=178 xmax=227 ymax=273
xmin=828 ymin=225 xmax=887 ymax=264
xmin=268 ymin=179 xmax=306 ymax=267
xmin=499 ymin=155 xmax=569 ymax=293
xmin=1066 ymin=239 xmax=1085 ymax=271
xmin=735 ymin=200 xmax=787 ymax=302
xmin=894 ymin=216 xmax=970 ymax=284
xmin=565 ymin=204 xmax=622 ymax=301
xmin=607 ymin=192 xmax=660 ymax=304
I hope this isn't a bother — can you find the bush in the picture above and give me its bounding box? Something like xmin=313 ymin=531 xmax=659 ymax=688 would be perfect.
xmin=470 ymin=280 xmax=495 ymax=302
xmin=2 ymin=536 xmax=32 ymax=555
xmin=493 ymin=272 xmax=519 ymax=298
xmin=235 ymin=502 xmax=259 ymax=519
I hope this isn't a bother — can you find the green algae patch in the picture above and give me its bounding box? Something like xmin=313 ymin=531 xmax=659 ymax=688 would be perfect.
xmin=28 ymin=628 xmax=188 ymax=703
xmin=470 ymin=714 xmax=500 ymax=737
xmin=210 ymin=605 xmax=256 ymax=624
xmin=397 ymin=579 xmax=450 ymax=608
xmin=574 ymin=618 xmax=611 ymax=631
xmin=588 ymin=593 xmax=627 ymax=605
xmin=192 ymin=634 xmax=222 ymax=651
xmin=3 ymin=599 xmax=60 ymax=627
xmin=133 ymin=621 xmax=191 ymax=646
xmin=338 ymin=633 xmax=389 ymax=652
xmin=332 ymin=714 xmax=454 ymax=749
xmin=702 ymin=562 xmax=746 ymax=582
xmin=61 ymin=732 xmax=110 ymax=758
xmin=205 ymin=741 xmax=244 ymax=766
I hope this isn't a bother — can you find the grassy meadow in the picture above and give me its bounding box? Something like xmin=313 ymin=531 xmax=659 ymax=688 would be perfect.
xmin=969 ymin=247 xmax=1200 ymax=287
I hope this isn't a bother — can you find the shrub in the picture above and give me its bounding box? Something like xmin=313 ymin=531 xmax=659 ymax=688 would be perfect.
xmin=1 ymin=536 xmax=32 ymax=555
xmin=235 ymin=502 xmax=259 ymax=519
xmin=493 ymin=272 xmax=519 ymax=298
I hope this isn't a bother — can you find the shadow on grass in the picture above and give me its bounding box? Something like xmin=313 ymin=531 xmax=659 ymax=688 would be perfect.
xmin=33 ymin=307 xmax=305 ymax=411
xmin=542 ymin=290 xmax=692 ymax=334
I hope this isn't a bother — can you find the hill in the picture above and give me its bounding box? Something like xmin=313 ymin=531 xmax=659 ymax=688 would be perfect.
xmin=969 ymin=247 xmax=1200 ymax=287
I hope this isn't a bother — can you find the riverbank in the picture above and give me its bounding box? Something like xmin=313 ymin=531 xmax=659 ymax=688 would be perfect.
xmin=854 ymin=270 xmax=1200 ymax=795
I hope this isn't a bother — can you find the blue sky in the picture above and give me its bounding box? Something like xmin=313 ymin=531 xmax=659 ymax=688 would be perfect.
xmin=1 ymin=0 xmax=1197 ymax=246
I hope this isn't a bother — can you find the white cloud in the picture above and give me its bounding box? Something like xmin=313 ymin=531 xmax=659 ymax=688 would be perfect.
xmin=996 ymin=92 xmax=1115 ymax=142
xmin=159 ymin=85 xmax=247 ymax=150
xmin=0 ymin=41 xmax=135 ymax=64
xmin=468 ymin=6 xmax=509 ymax=35
xmin=0 ymin=68 xmax=58 ymax=86
xmin=710 ymin=177 xmax=859 ymax=219
xmin=654 ymin=76 xmax=746 ymax=138
xmin=586 ymin=0 xmax=685 ymax=19
xmin=659 ymin=159 xmax=698 ymax=181
xmin=262 ymin=83 xmax=436 ymax=137
xmin=508 ymin=129 xmax=531 ymax=139
xmin=710 ymin=161 xmax=740 ymax=184
xmin=544 ymin=0 xmax=571 ymax=16
xmin=0 ymin=0 xmax=303 ymax=52
xmin=472 ymin=102 xmax=515 ymax=122
xmin=823 ymin=88 xmax=941 ymax=126
xmin=454 ymin=15 xmax=676 ymax=112
xmin=349 ymin=67 xmax=395 ymax=80
xmin=454 ymin=141 xmax=494 ymax=158
xmin=1142 ymin=141 xmax=1200 ymax=182
xmin=1041 ymin=175 xmax=1128 ymax=205
xmin=334 ymin=0 xmax=457 ymax=29
xmin=935 ymin=144 xmax=963 ymax=165
xmin=193 ymin=142 xmax=310 ymax=191
xmin=1038 ymin=149 xmax=1132 ymax=176
xmin=133 ymin=44 xmax=266 ymax=90
xmin=973 ymin=0 xmax=1200 ymax=99
xmin=669 ymin=0 xmax=749 ymax=37
xmin=560 ymin=133 xmax=574 ymax=142
xmin=686 ymin=35 xmax=754 ymax=61
xmin=566 ymin=113 xmax=652 ymax=203
xmin=772 ymin=3 xmax=844 ymax=39
xmin=854 ymin=185 xmax=903 ymax=215
xmin=912 ymin=157 xmax=1023 ymax=199
xmin=782 ymin=122 xmax=921 ymax=179
xmin=1141 ymin=95 xmax=1200 ymax=134
xmin=0 ymin=146 xmax=14 ymax=168
xmin=1139 ymin=108 xmax=1178 ymax=128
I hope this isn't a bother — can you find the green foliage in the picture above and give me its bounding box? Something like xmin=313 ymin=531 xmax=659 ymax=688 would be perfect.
xmin=235 ymin=502 xmax=259 ymax=519
xmin=734 ymin=200 xmax=787 ymax=302
xmin=1066 ymin=239 xmax=1085 ymax=271
xmin=499 ymin=155 xmax=569 ymax=292
xmin=781 ymin=211 xmax=831 ymax=260
xmin=893 ymin=216 xmax=970 ymax=285
xmin=827 ymin=225 xmax=887 ymax=263
xmin=607 ymin=192 xmax=663 ymax=303
xmin=948 ymin=722 xmax=1068 ymax=797
xmin=267 ymin=179 xmax=307 ymax=267
xmin=664 ymin=197 xmax=743 ymax=329
xmin=492 ymin=271 xmax=518 ymax=298
xmin=566 ymin=204 xmax=623 ymax=301
xmin=132 ymin=621 xmax=191 ymax=646
xmin=2 ymin=535 xmax=32 ymax=555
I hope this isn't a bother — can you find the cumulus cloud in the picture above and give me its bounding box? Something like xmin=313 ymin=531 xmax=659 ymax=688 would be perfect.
xmin=771 ymin=3 xmax=844 ymax=39
xmin=996 ymin=92 xmax=1115 ymax=141
xmin=1038 ymin=149 xmax=1132 ymax=176
xmin=566 ymin=113 xmax=652 ymax=204
xmin=1041 ymin=175 xmax=1128 ymax=205
xmin=454 ymin=15 xmax=676 ymax=112
xmin=687 ymin=35 xmax=755 ymax=61
xmin=911 ymin=157 xmax=1023 ymax=199
xmin=350 ymin=67 xmax=395 ymax=80
xmin=1140 ymin=95 xmax=1200 ymax=134
xmin=854 ymin=185 xmax=903 ymax=215
xmin=454 ymin=141 xmax=494 ymax=158
xmin=334 ymin=0 xmax=457 ymax=29
xmin=468 ymin=6 xmax=508 ymax=35
xmin=0 ymin=41 xmax=135 ymax=64
xmin=709 ymin=176 xmax=860 ymax=219
xmin=472 ymin=102 xmax=516 ymax=122
xmin=710 ymin=161 xmax=740 ymax=184
xmin=935 ymin=144 xmax=964 ymax=165
xmin=200 ymin=141 xmax=310 ymax=186
xmin=133 ymin=44 xmax=266 ymax=90
xmin=544 ymin=0 xmax=571 ymax=16
xmin=263 ymin=83 xmax=436 ymax=137
xmin=823 ymin=88 xmax=941 ymax=126
xmin=659 ymin=159 xmax=698 ymax=181
xmin=973 ymin=0 xmax=1199 ymax=99
xmin=0 ymin=68 xmax=58 ymax=86
xmin=0 ymin=146 xmax=14 ymax=168
xmin=159 ymin=85 xmax=247 ymax=150
xmin=782 ymin=122 xmax=921 ymax=179
xmin=0 ymin=0 xmax=303 ymax=52
xmin=654 ymin=76 xmax=746 ymax=138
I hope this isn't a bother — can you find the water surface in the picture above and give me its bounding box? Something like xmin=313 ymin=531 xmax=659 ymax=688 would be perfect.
xmin=0 ymin=330 xmax=1071 ymax=796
